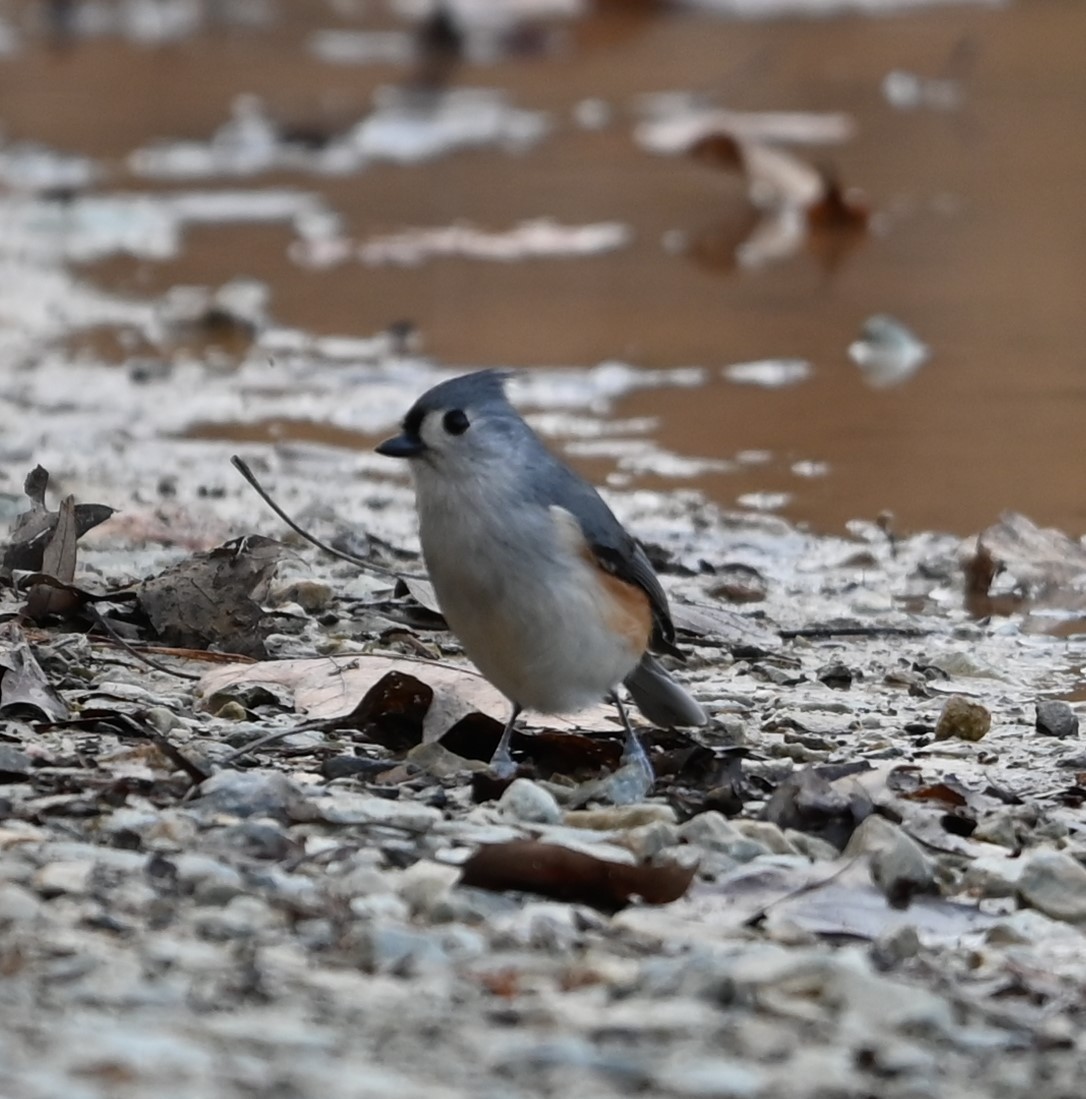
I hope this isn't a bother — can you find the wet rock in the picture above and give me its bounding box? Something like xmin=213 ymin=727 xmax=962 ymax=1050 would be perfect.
xmin=1035 ymin=700 xmax=1079 ymax=739
xmin=1016 ymin=850 xmax=1086 ymax=923
xmin=844 ymin=815 xmax=935 ymax=907
xmin=497 ymin=778 xmax=562 ymax=824
xmin=933 ymin=695 xmax=991 ymax=742
xmin=193 ymin=769 xmax=310 ymax=822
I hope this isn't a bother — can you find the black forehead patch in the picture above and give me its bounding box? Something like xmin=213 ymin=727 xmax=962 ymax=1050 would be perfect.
xmin=402 ymin=403 xmax=425 ymax=438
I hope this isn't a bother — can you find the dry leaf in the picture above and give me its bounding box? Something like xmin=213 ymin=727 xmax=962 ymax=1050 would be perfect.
xmin=460 ymin=840 xmax=696 ymax=911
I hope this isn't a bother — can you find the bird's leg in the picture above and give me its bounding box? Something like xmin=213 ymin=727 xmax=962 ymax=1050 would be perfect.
xmin=610 ymin=690 xmax=655 ymax=787
xmin=488 ymin=702 xmax=522 ymax=779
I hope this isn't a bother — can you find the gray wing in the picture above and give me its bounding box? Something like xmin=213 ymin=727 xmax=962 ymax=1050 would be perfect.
xmin=528 ymin=451 xmax=681 ymax=656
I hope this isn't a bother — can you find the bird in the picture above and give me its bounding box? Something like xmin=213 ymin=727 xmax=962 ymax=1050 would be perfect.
xmin=376 ymin=370 xmax=707 ymax=782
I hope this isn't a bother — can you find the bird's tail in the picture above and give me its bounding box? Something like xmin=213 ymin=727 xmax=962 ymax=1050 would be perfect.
xmin=624 ymin=653 xmax=707 ymax=728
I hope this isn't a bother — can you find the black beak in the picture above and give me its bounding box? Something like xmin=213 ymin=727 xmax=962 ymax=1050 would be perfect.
xmin=375 ymin=432 xmax=426 ymax=459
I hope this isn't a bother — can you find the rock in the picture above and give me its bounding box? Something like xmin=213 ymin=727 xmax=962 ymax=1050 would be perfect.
xmin=1035 ymin=700 xmax=1079 ymax=739
xmin=961 ymin=855 xmax=1025 ymax=898
xmin=1016 ymin=850 xmax=1086 ymax=923
xmin=0 ymin=745 xmax=31 ymax=780
xmin=933 ymin=695 xmax=991 ymax=742
xmin=732 ymin=820 xmax=798 ymax=855
xmin=498 ymin=778 xmax=563 ymax=824
xmin=617 ymin=821 xmax=682 ymax=860
xmin=678 ymin=811 xmax=743 ymax=853
xmin=144 ymin=705 xmax=186 ymax=735
xmin=194 ymin=894 xmax=283 ymax=939
xmin=563 ymin=804 xmax=676 ymax=831
xmin=844 ymin=816 xmax=935 ymax=906
xmin=171 ymin=853 xmax=245 ymax=904
xmin=652 ymin=1056 xmax=767 ymax=1098
xmin=33 ymin=860 xmax=93 ymax=897
xmin=396 ymin=859 xmax=459 ymax=917
xmin=0 ymin=881 xmax=45 ymax=923
xmin=194 ymin=769 xmax=308 ymax=822
xmin=310 ymin=792 xmax=442 ymax=831
xmin=273 ymin=577 xmax=333 ymax=611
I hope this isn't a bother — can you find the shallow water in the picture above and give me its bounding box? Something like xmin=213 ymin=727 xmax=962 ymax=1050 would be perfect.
xmin=1 ymin=0 xmax=1084 ymax=537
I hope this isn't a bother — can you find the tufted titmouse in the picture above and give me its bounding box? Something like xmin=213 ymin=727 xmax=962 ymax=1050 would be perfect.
xmin=376 ymin=370 xmax=707 ymax=779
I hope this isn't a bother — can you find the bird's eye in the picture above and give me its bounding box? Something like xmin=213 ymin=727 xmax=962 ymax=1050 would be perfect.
xmin=443 ymin=409 xmax=470 ymax=435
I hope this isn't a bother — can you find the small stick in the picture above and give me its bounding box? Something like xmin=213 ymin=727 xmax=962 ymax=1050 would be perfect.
xmin=231 ymin=456 xmax=424 ymax=580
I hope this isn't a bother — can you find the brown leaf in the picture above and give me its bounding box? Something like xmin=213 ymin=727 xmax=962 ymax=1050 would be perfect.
xmin=199 ymin=655 xmax=613 ymax=740
xmin=137 ymin=535 xmax=282 ymax=658
xmin=0 ymin=621 xmax=68 ymax=722
xmin=24 ymin=496 xmax=81 ymax=619
xmin=460 ymin=841 xmax=696 ymax=911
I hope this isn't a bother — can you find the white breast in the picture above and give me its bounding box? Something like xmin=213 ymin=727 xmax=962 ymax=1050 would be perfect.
xmin=418 ymin=490 xmax=646 ymax=714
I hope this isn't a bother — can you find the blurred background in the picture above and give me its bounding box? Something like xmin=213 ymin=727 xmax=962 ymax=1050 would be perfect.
xmin=0 ymin=0 xmax=1082 ymax=537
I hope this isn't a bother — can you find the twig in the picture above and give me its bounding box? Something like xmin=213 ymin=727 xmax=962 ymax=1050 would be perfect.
xmin=779 ymin=626 xmax=930 ymax=640
xmin=231 ymin=455 xmax=424 ymax=580
xmin=87 ymin=605 xmax=202 ymax=680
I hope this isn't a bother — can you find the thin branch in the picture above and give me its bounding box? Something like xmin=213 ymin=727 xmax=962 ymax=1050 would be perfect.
xmin=231 ymin=455 xmax=424 ymax=580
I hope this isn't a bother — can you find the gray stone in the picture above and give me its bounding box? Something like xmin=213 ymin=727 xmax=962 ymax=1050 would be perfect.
xmin=0 ymin=745 xmax=31 ymax=779
xmin=845 ymin=815 xmax=935 ymax=905
xmin=33 ymin=860 xmax=93 ymax=897
xmin=1035 ymin=700 xmax=1079 ymax=738
xmin=311 ymin=792 xmax=441 ymax=831
xmin=498 ymin=778 xmax=562 ymax=824
xmin=653 ymin=1056 xmax=767 ymax=1098
xmin=0 ymin=882 xmax=45 ymax=923
xmin=194 ymin=769 xmax=308 ymax=822
xmin=1017 ymin=850 xmax=1086 ymax=923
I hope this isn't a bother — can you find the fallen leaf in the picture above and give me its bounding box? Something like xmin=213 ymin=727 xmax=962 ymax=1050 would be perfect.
xmin=460 ymin=841 xmax=696 ymax=911
xmin=199 ymin=655 xmax=613 ymax=739
xmin=24 ymin=495 xmax=80 ymax=619
xmin=0 ymin=621 xmax=68 ymax=722
xmin=137 ymin=535 xmax=282 ymax=658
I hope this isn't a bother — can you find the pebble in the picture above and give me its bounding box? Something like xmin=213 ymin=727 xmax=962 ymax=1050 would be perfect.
xmin=844 ymin=815 xmax=935 ymax=905
xmin=396 ymin=860 xmax=460 ymax=916
xmin=652 ymin=1056 xmax=767 ymax=1098
xmin=0 ymin=745 xmax=31 ymax=778
xmin=1016 ymin=850 xmax=1086 ymax=923
xmin=0 ymin=881 xmax=45 ymax=923
xmin=732 ymin=819 xmax=798 ymax=855
xmin=933 ymin=695 xmax=992 ymax=742
xmin=194 ymin=769 xmax=308 ymax=822
xmin=563 ymin=804 xmax=677 ymax=831
xmin=33 ymin=860 xmax=94 ymax=897
xmin=310 ymin=792 xmax=442 ymax=831
xmin=1035 ymin=700 xmax=1079 ymax=738
xmin=497 ymin=778 xmax=563 ymax=824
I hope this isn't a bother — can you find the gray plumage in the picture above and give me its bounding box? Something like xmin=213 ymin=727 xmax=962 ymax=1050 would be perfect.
xmin=378 ymin=369 xmax=707 ymax=733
